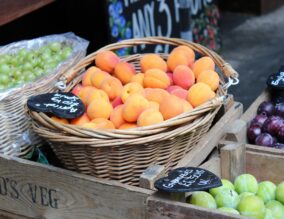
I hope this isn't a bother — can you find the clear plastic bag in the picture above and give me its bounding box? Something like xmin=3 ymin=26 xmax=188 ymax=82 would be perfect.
xmin=0 ymin=32 xmax=89 ymax=157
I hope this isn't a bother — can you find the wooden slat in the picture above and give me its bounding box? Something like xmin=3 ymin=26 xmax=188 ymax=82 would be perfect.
xmin=176 ymin=102 xmax=243 ymax=168
xmin=0 ymin=209 xmax=30 ymax=219
xmin=146 ymin=195 xmax=247 ymax=219
xmin=0 ymin=154 xmax=153 ymax=219
xmin=0 ymin=0 xmax=55 ymax=26
xmin=199 ymin=157 xmax=221 ymax=178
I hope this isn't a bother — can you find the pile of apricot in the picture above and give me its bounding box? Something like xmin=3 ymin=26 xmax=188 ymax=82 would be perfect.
xmin=52 ymin=46 xmax=220 ymax=130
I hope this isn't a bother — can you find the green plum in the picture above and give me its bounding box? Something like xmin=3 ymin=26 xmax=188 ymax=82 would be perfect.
xmin=188 ymin=191 xmax=217 ymax=209
xmin=215 ymin=188 xmax=240 ymax=209
xmin=276 ymin=181 xmax=284 ymax=204
xmin=264 ymin=209 xmax=275 ymax=219
xmin=209 ymin=179 xmax=235 ymax=197
xmin=218 ymin=207 xmax=240 ymax=215
xmin=234 ymin=174 xmax=258 ymax=194
xmin=257 ymin=181 xmax=277 ymax=204
xmin=266 ymin=200 xmax=284 ymax=219
xmin=239 ymin=192 xmax=255 ymax=201
xmin=237 ymin=195 xmax=266 ymax=219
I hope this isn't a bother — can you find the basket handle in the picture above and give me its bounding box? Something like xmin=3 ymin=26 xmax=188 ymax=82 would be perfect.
xmin=58 ymin=37 xmax=239 ymax=87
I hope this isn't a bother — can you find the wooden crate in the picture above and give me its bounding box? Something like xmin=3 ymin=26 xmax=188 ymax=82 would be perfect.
xmin=147 ymin=141 xmax=284 ymax=219
xmin=0 ymin=101 xmax=242 ymax=219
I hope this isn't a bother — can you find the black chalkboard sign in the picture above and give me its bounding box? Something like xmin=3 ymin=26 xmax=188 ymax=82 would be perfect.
xmin=267 ymin=65 xmax=284 ymax=103
xmin=154 ymin=167 xmax=222 ymax=193
xmin=27 ymin=92 xmax=85 ymax=119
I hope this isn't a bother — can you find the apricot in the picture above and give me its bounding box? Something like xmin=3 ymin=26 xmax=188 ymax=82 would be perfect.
xmin=121 ymin=82 xmax=145 ymax=103
xmin=122 ymin=94 xmax=149 ymax=122
xmin=86 ymin=89 xmax=109 ymax=105
xmin=187 ymin=82 xmax=216 ymax=107
xmin=90 ymin=70 xmax=111 ymax=88
xmin=95 ymin=51 xmax=120 ymax=73
xmin=81 ymin=122 xmax=98 ymax=129
xmin=192 ymin=56 xmax=215 ymax=78
xmin=71 ymin=84 xmax=83 ymax=96
xmin=100 ymin=77 xmax=123 ymax=100
xmin=71 ymin=113 xmax=90 ymax=126
xmin=197 ymin=70 xmax=220 ymax=91
xmin=166 ymin=85 xmax=181 ymax=93
xmin=173 ymin=65 xmax=195 ymax=89
xmin=110 ymin=105 xmax=126 ymax=129
xmin=167 ymin=49 xmax=191 ymax=72
xmin=148 ymin=101 xmax=160 ymax=110
xmin=82 ymin=66 xmax=100 ymax=86
xmin=78 ymin=86 xmax=97 ymax=106
xmin=144 ymin=88 xmax=169 ymax=104
xmin=137 ymin=109 xmax=164 ymax=127
xmin=166 ymin=72 xmax=174 ymax=85
xmin=114 ymin=62 xmax=136 ymax=84
xmin=170 ymin=87 xmax=188 ymax=100
xmin=111 ymin=96 xmax=123 ymax=108
xmin=51 ymin=116 xmax=69 ymax=124
xmin=140 ymin=54 xmax=167 ymax=72
xmin=181 ymin=99 xmax=193 ymax=112
xmin=143 ymin=69 xmax=170 ymax=89
xmin=130 ymin=73 xmax=144 ymax=86
xmin=159 ymin=94 xmax=184 ymax=120
xmin=87 ymin=98 xmax=113 ymax=120
xmin=173 ymin=46 xmax=195 ymax=64
xmin=119 ymin=123 xmax=138 ymax=130
xmin=91 ymin=118 xmax=115 ymax=129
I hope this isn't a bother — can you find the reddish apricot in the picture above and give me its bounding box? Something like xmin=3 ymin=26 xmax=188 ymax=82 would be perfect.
xmin=95 ymin=51 xmax=120 ymax=73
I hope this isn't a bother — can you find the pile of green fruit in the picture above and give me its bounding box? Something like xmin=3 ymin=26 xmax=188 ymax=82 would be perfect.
xmin=187 ymin=174 xmax=284 ymax=219
xmin=0 ymin=42 xmax=73 ymax=91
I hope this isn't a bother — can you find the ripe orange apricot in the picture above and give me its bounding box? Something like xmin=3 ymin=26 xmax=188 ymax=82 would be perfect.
xmin=51 ymin=116 xmax=69 ymax=124
xmin=121 ymin=82 xmax=145 ymax=103
xmin=167 ymin=49 xmax=190 ymax=72
xmin=159 ymin=94 xmax=184 ymax=120
xmin=91 ymin=118 xmax=115 ymax=129
xmin=137 ymin=108 xmax=164 ymax=127
xmin=87 ymin=98 xmax=113 ymax=120
xmin=122 ymin=94 xmax=149 ymax=122
xmin=90 ymin=70 xmax=111 ymax=88
xmin=110 ymin=105 xmax=126 ymax=129
xmin=95 ymin=51 xmax=120 ymax=73
xmin=111 ymin=96 xmax=123 ymax=108
xmin=130 ymin=73 xmax=144 ymax=86
xmin=86 ymin=89 xmax=109 ymax=105
xmin=140 ymin=54 xmax=167 ymax=72
xmin=82 ymin=66 xmax=101 ymax=86
xmin=114 ymin=62 xmax=136 ymax=84
xmin=197 ymin=70 xmax=220 ymax=91
xmin=166 ymin=72 xmax=174 ymax=85
xmin=78 ymin=86 xmax=97 ymax=106
xmin=144 ymin=88 xmax=169 ymax=104
xmin=71 ymin=113 xmax=90 ymax=126
xmin=119 ymin=123 xmax=138 ymax=130
xmin=181 ymin=99 xmax=193 ymax=112
xmin=170 ymin=87 xmax=188 ymax=100
xmin=71 ymin=84 xmax=83 ymax=96
xmin=192 ymin=56 xmax=215 ymax=78
xmin=173 ymin=65 xmax=195 ymax=89
xmin=148 ymin=101 xmax=160 ymax=110
xmin=143 ymin=69 xmax=170 ymax=89
xmin=100 ymin=77 xmax=123 ymax=100
xmin=173 ymin=46 xmax=195 ymax=64
xmin=187 ymin=82 xmax=216 ymax=107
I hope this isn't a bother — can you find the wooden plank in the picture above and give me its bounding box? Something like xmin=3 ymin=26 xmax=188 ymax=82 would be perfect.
xmin=220 ymin=143 xmax=246 ymax=182
xmin=246 ymin=150 xmax=284 ymax=184
xmin=176 ymin=102 xmax=243 ymax=168
xmin=199 ymin=157 xmax=221 ymax=178
xmin=0 ymin=0 xmax=55 ymax=26
xmin=146 ymin=195 xmax=247 ymax=219
xmin=0 ymin=210 xmax=30 ymax=219
xmin=139 ymin=165 xmax=165 ymax=190
xmin=224 ymin=120 xmax=247 ymax=143
xmin=0 ymin=154 xmax=153 ymax=219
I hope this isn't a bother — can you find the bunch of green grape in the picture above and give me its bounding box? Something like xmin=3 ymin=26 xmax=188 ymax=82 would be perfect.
xmin=0 ymin=42 xmax=73 ymax=91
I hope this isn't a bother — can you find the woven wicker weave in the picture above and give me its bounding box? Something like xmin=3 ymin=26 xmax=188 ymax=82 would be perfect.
xmin=29 ymin=37 xmax=238 ymax=185
xmin=0 ymin=33 xmax=88 ymax=157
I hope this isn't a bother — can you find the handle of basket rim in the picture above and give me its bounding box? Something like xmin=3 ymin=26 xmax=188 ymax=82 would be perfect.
xmin=59 ymin=37 xmax=239 ymax=85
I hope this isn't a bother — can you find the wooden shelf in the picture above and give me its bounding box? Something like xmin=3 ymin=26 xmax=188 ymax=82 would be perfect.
xmin=0 ymin=0 xmax=55 ymax=26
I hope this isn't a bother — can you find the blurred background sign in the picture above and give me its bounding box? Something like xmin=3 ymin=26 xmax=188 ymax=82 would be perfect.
xmin=107 ymin=0 xmax=221 ymax=54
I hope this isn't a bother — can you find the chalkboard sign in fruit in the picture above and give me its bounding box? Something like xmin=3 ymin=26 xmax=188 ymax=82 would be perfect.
xmin=107 ymin=0 xmax=221 ymax=55
xmin=154 ymin=167 xmax=222 ymax=193
xmin=27 ymin=92 xmax=85 ymax=119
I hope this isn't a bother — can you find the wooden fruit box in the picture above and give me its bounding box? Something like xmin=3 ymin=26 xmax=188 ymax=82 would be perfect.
xmin=0 ymin=100 xmax=242 ymax=219
xmin=223 ymin=89 xmax=284 ymax=165
xmin=147 ymin=140 xmax=284 ymax=219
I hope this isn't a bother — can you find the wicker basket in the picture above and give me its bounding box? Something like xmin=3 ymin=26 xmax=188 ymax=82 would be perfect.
xmin=0 ymin=33 xmax=88 ymax=157
xmin=29 ymin=37 xmax=238 ymax=186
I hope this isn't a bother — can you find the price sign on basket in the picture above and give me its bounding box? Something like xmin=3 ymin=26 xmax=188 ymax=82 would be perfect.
xmin=154 ymin=167 xmax=222 ymax=193
xmin=27 ymin=92 xmax=85 ymax=119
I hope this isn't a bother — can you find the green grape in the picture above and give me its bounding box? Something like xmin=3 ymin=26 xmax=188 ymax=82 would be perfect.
xmin=61 ymin=46 xmax=72 ymax=59
xmin=22 ymin=62 xmax=33 ymax=71
xmin=0 ymin=74 xmax=10 ymax=85
xmin=18 ymin=48 xmax=28 ymax=57
xmin=0 ymin=63 xmax=11 ymax=74
xmin=49 ymin=42 xmax=61 ymax=52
